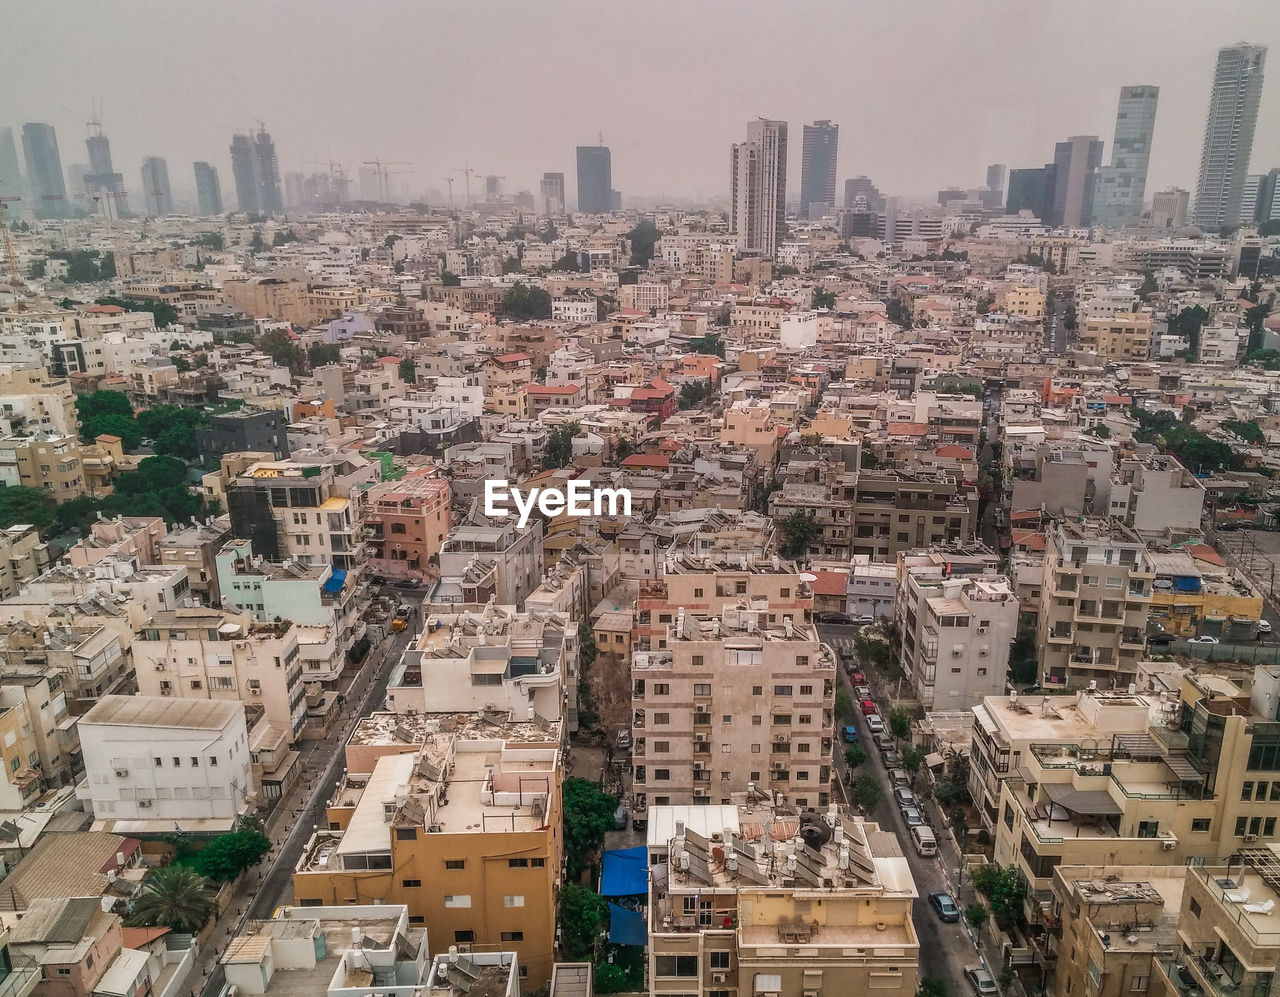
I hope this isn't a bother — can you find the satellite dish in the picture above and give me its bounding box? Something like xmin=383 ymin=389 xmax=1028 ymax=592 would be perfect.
xmin=799 ymin=573 xmax=818 ymax=582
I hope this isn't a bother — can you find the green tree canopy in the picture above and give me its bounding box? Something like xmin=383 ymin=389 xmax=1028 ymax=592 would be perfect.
xmin=197 ymin=232 xmax=224 ymax=250
xmin=258 ymin=329 xmax=305 ymax=373
xmin=551 ymin=253 xmax=580 ymax=272
xmin=849 ymin=773 xmax=884 ymax=812
xmin=83 ymin=412 xmax=142 ymax=450
xmin=502 ymin=282 xmax=553 ymax=320
xmin=889 ymin=707 xmax=911 ymax=740
xmin=689 ymin=334 xmax=726 ymax=357
xmin=1225 ymin=419 xmax=1265 ymax=445
xmin=125 ymin=865 xmax=216 ymax=933
xmin=971 ymin=863 xmax=1028 ymax=929
xmin=558 ymin=884 xmax=607 ymax=959
xmin=77 ymin=389 xmax=134 ymax=422
xmin=562 ymin=777 xmax=618 ymax=880
xmin=307 ymin=342 xmax=342 ymax=368
xmin=542 ymin=422 xmax=579 ymax=470
xmin=192 ymin=820 xmax=271 ymax=881
xmin=94 ymin=295 xmax=180 ymax=329
xmin=441 ymin=270 xmax=462 ymax=286
xmin=626 ymin=219 xmax=663 ymax=266
xmin=678 ymin=379 xmax=711 ymax=409
xmin=0 ymin=486 xmax=57 ymax=532
xmin=813 ymin=288 xmax=836 ymax=309
xmin=399 ymin=357 xmax=416 ymax=383
xmin=845 ymin=744 xmax=867 ymax=769
xmin=778 ymin=511 xmax=819 ymax=559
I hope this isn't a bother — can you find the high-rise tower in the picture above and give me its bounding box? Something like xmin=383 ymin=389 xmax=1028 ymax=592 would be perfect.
xmin=540 ymin=172 xmax=565 ymax=216
xmin=1051 ymin=135 xmax=1104 ymax=227
xmin=230 ymin=126 xmax=283 ymax=216
xmin=140 ymin=156 xmax=173 ymax=216
xmin=1193 ymin=43 xmax=1267 ymax=230
xmin=575 ymin=144 xmax=611 ymax=214
xmin=1092 ymin=86 xmax=1160 ymax=228
xmin=800 ymin=120 xmax=838 ymax=216
xmin=731 ymin=118 xmax=788 ymax=257
xmin=82 ymin=120 xmax=129 ymax=219
xmin=21 ymin=123 xmax=68 ymax=218
xmin=194 ymin=162 xmax=223 ymax=215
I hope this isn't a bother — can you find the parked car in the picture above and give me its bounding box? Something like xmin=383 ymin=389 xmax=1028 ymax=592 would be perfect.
xmin=849 ymin=670 xmax=866 ymax=684
xmin=613 ymin=803 xmax=628 ymax=830
xmin=882 ymin=751 xmax=901 ymax=769
xmin=854 ymin=685 xmax=872 ymax=700
xmin=872 ymin=732 xmax=894 ymax=753
xmin=860 ymin=699 xmax=877 ymax=715
xmin=893 ymin=787 xmax=916 ymax=808
xmin=1148 ymin=633 xmax=1175 ymax=647
xmin=899 ymin=805 xmax=924 ymax=827
xmin=887 ymin=767 xmax=910 ymax=788
xmin=818 ymin=612 xmax=854 ymax=625
xmin=843 ymin=725 xmax=859 ymax=744
xmin=850 ymin=615 xmax=875 ymax=626
xmin=615 ymin=730 xmax=632 ymax=750
xmin=866 ymin=715 xmax=885 ymax=734
xmin=1189 ymin=635 xmax=1221 ymax=645
xmin=928 ymin=891 xmax=960 ymax=922
xmin=1259 ymin=620 xmax=1273 ymax=635
xmin=966 ymin=967 xmax=998 ymax=997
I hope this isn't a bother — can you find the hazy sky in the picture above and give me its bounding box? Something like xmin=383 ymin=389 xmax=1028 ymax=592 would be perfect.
xmin=4 ymin=0 xmax=1280 ymax=207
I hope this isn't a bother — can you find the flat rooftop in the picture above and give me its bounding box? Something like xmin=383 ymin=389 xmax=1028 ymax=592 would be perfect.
xmin=80 ymin=696 xmax=240 ymax=730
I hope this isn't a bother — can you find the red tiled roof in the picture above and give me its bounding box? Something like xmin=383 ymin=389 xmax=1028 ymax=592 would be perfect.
xmin=1186 ymin=544 xmax=1226 ymax=567
xmin=378 ymin=356 xmax=400 ymax=364
xmin=809 ymin=570 xmax=848 ymax=596
xmin=621 ymin=454 xmax=669 ymax=469
xmin=1012 ymin=531 xmax=1046 ymax=551
xmin=1104 ymin=395 xmax=1131 ymax=405
xmin=122 ymin=927 xmax=169 ymax=949
xmin=492 ymin=352 xmax=531 ymax=364
xmin=1010 ymin=509 xmax=1041 ymax=522
xmin=887 ymin=422 xmax=929 ymax=437
xmin=95 ymin=434 xmax=122 ymax=443
xmin=935 ymin=444 xmax=974 ymax=459
xmin=85 ymin=304 xmax=126 ymax=314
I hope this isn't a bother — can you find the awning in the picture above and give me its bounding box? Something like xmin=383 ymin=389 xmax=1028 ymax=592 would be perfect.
xmin=322 ymin=568 xmax=347 ymax=593
xmin=755 ymin=975 xmax=783 ymax=992
xmin=1015 ymin=765 xmax=1038 ymax=784
xmin=1043 ymin=782 xmax=1122 ymax=816
xmin=925 ymin=752 xmax=945 ymax=769
xmin=600 ymin=846 xmax=648 ymax=896
xmin=607 ymin=903 xmax=647 ymax=946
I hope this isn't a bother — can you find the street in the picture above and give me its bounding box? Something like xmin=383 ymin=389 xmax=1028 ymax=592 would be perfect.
xmin=819 ymin=623 xmax=981 ymax=996
xmin=190 ymin=621 xmax=416 ymax=997
xmin=1047 ymin=295 xmax=1068 ymax=354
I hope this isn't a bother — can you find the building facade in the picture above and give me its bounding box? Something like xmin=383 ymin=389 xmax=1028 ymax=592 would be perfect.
xmin=799 ymin=120 xmax=838 ymax=216
xmin=1193 ymin=43 xmax=1268 ymax=229
xmin=731 ymin=119 xmax=788 ymax=258
xmin=1092 ymin=86 xmax=1160 ymax=229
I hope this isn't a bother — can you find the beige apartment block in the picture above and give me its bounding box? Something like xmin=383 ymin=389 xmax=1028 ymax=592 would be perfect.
xmin=0 ymin=364 xmax=80 ymax=437
xmin=0 ymin=434 xmax=86 ymax=502
xmin=647 ymin=802 xmax=918 ymax=997
xmin=633 ymin=607 xmax=834 ymax=810
xmin=0 ymin=525 xmax=45 ymax=599
xmin=1036 ymin=519 xmax=1154 ymax=690
xmin=1081 ymin=311 xmax=1154 ymax=359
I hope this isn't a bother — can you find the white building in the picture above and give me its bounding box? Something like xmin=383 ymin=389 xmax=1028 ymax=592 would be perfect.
xmin=619 ymin=282 xmax=669 ymax=313
xmin=77 ymin=695 xmax=253 ymax=830
xmin=778 ymin=310 xmax=819 ymax=349
xmin=847 ymin=555 xmax=897 ymax=619
xmin=1198 ymin=322 xmax=1246 ymax=365
xmin=551 ymin=296 xmax=597 ymax=324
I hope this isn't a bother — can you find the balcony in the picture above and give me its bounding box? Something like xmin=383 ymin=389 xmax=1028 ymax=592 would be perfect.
xmin=1121 ymin=629 xmax=1146 ymax=647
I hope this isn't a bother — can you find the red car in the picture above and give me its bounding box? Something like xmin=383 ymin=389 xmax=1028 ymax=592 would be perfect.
xmin=850 ymin=671 xmax=866 ymax=685
xmin=860 ymin=699 xmax=877 ymax=715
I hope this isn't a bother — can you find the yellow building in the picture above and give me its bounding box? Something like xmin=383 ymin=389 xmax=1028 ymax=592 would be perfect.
xmin=1003 ymin=285 xmax=1047 ymax=321
xmin=1081 ymin=311 xmax=1154 ymax=359
xmin=0 ymin=434 xmax=86 ymax=502
xmin=720 ymin=400 xmax=780 ymax=466
xmin=292 ymin=714 xmax=563 ymax=988
xmin=1148 ymin=548 xmax=1263 ymax=639
xmin=647 ymin=803 xmax=919 ymax=997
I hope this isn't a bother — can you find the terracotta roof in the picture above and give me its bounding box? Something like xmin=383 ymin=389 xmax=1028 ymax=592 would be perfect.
xmin=526 ymin=384 xmax=581 ymax=395
xmin=1186 ymin=544 xmax=1226 ymax=567
xmin=491 ymin=352 xmax=532 ymax=364
xmin=122 ymin=926 xmax=170 ymax=949
xmin=935 ymin=444 xmax=974 ymax=459
xmin=1009 ymin=509 xmax=1041 ymax=522
xmin=809 ymin=570 xmax=848 ymax=596
xmin=94 ymin=434 xmax=122 ymax=443
xmin=85 ymin=304 xmax=125 ymax=314
xmin=621 ymin=454 xmax=669 ymax=469
xmin=1103 ymin=395 xmax=1131 ymax=405
xmin=887 ymin=422 xmax=929 ymax=437
xmin=1012 ymin=531 xmax=1046 ymax=551
xmin=377 ymin=356 xmax=401 ymax=364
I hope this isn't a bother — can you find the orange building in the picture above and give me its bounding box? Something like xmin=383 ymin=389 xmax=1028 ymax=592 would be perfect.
xmin=366 ymin=471 xmax=451 ymax=583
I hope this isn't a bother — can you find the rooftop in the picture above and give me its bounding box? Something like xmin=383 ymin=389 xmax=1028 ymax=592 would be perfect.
xmin=80 ymin=696 xmax=241 ymax=730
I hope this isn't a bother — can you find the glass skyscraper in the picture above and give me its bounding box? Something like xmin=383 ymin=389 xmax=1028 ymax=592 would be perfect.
xmin=1091 ymin=85 xmax=1159 ymax=229
xmin=1193 ymin=43 xmax=1267 ymax=230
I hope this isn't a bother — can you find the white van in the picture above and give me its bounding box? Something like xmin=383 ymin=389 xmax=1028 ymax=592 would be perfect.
xmin=911 ymin=825 xmax=937 ymax=857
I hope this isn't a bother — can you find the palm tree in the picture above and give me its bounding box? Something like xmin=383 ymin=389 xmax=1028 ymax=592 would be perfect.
xmin=125 ymin=865 xmax=216 ymax=933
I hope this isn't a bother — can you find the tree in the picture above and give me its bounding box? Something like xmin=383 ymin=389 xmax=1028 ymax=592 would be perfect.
xmin=1245 ymin=295 xmax=1275 ymax=353
xmin=105 ymin=455 xmax=201 ymax=523
xmin=901 ymin=745 xmax=924 ymax=780
xmin=845 ymin=744 xmax=867 ymax=769
xmin=777 ymin=511 xmax=819 ymax=560
xmin=0 ymin=485 xmax=57 ymax=532
xmin=1169 ymin=305 xmax=1209 ymax=356
xmin=689 ymin=334 xmax=726 ymax=358
xmin=678 ymin=379 xmax=711 ymax=410
xmin=934 ymin=776 xmax=970 ymax=809
xmin=83 ymin=412 xmax=142 ymax=450
xmin=558 ymin=884 xmax=607 ymax=959
xmin=1225 ymin=419 xmax=1265 ymax=445
xmin=27 ymin=259 xmax=46 ymax=278
xmin=614 ymin=438 xmax=635 ymax=464
xmin=153 ymin=423 xmax=199 ymax=460
xmin=586 ymin=651 xmax=630 ymax=738
xmin=441 ymin=270 xmax=462 ymax=286
xmin=1009 ymin=623 xmax=1038 ymax=685
xmin=307 ymin=343 xmax=342 ymax=368
xmin=399 ymin=357 xmax=416 ymax=384
xmin=886 ymin=298 xmax=912 ymax=328
xmin=834 ymin=687 xmax=853 ymax=719
xmin=249 ymin=230 xmax=265 ymax=252
xmin=849 ymin=773 xmax=883 ymax=812
xmin=577 ymin=619 xmax=597 ymax=669
xmin=54 ymin=495 xmax=105 ymax=535
xmin=626 ymin=219 xmax=662 ymax=266
xmin=860 ymin=449 xmax=880 ymax=469
xmin=501 ymin=256 xmax=523 ymax=274
xmin=125 ymin=865 xmax=216 ymax=933
xmin=951 ymin=808 xmax=970 ymax=847
xmin=971 ymin=864 xmax=1028 ymax=930
xmin=197 ymin=232 xmax=224 ymax=250
xmin=258 ymin=328 xmax=305 ymax=373
xmin=562 ymin=778 xmax=618 ymax=880
xmin=551 ymin=252 xmax=580 ymax=272
xmin=1063 ymin=303 xmax=1077 ymax=331
xmin=1137 ymin=271 xmax=1157 ymax=301
xmin=542 ymin=422 xmax=579 ymax=470
xmin=998 ymin=960 xmax=1018 ymax=996
xmin=502 ymin=282 xmax=553 ymax=320
xmin=192 ymin=819 xmax=272 ymax=881
xmin=889 ymin=707 xmax=911 ymax=741
xmin=813 ymin=288 xmax=836 ymax=309
xmin=964 ymin=903 xmax=989 ymax=930
xmin=272 ymin=229 xmax=298 ymax=247
xmin=94 ymin=296 xmax=180 ymax=329
xmin=383 ymin=234 xmax=401 ymax=250
xmin=918 ymin=978 xmax=948 ymax=997
xmin=539 ymin=222 xmax=559 ymax=244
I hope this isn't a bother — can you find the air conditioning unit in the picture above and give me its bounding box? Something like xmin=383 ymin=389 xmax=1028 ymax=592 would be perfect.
xmin=713 ymin=974 xmax=728 ymax=984
xmin=138 ymin=799 xmax=152 ymax=808
xmin=114 ymin=769 xmax=128 ymax=778
xmin=155 ymin=663 xmax=165 ymax=671
xmin=250 ymin=687 xmax=261 ymax=696
xmin=952 ymin=647 xmax=964 ymax=658
xmin=1161 ymin=839 xmax=1177 ymax=851
xmin=1246 ymin=833 xmax=1259 ymax=842
xmin=977 ymin=627 xmax=988 ymax=635
xmin=694 ymin=733 xmax=708 ymax=743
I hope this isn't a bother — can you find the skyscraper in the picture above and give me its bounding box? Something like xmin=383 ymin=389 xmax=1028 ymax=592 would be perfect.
xmin=843 ymin=175 xmax=884 ymax=213
xmin=799 ymin=120 xmax=838 ymax=216
xmin=284 ymin=172 xmax=305 ymax=211
xmin=229 ymin=127 xmax=283 ymax=216
xmin=1253 ymin=169 xmax=1280 ymax=224
xmin=730 ymin=118 xmax=788 ymax=258
xmin=140 ymin=156 xmax=173 ymax=216
xmin=575 ymin=144 xmax=611 ymax=214
xmin=20 ymin=123 xmax=68 ymax=218
xmin=194 ymin=162 xmax=223 ymax=215
xmin=985 ymin=164 xmax=1006 ymax=194
xmin=1051 ymin=135 xmax=1103 ymax=227
xmin=1193 ymin=43 xmax=1267 ymax=230
xmin=1149 ymin=188 xmax=1190 ymax=229
xmin=540 ymin=172 xmax=565 ymax=216
xmin=1007 ymin=165 xmax=1057 ymax=221
xmin=1091 ymin=86 xmax=1160 ymax=228
xmin=82 ymin=123 xmax=129 ymax=218
xmin=0 ymin=128 xmax=22 ymax=200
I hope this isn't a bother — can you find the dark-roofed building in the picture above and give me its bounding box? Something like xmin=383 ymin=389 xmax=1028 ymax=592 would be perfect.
xmin=0 ymin=831 xmax=139 ymax=912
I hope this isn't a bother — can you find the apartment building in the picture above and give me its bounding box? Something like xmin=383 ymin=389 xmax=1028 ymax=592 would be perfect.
xmin=1080 ymin=311 xmax=1154 ymax=359
xmin=292 ymin=713 xmax=562 ymax=987
xmin=434 ymin=516 xmax=544 ymax=610
xmin=991 ymin=670 xmax=1280 ymax=915
xmin=156 ymin=517 xmax=235 ymax=607
xmin=0 ymin=525 xmax=46 ymax=599
xmin=384 ymin=607 xmax=567 ymax=723
xmin=76 ymin=696 xmax=253 ymax=830
xmin=1036 ymin=519 xmax=1154 ymax=690
xmin=894 ymin=551 xmax=1019 ymax=710
xmin=0 ymin=364 xmax=80 ymax=437
xmin=196 ymin=407 xmax=290 ymax=462
xmin=364 ymin=472 xmax=451 ymax=584
xmin=1108 ymin=454 xmax=1206 ymax=536
xmin=132 ymin=608 xmax=306 ymax=741
xmin=647 ymin=801 xmax=919 ymax=997
xmin=0 ymin=434 xmax=86 ymax=502
xmin=1147 ymin=548 xmax=1263 ymax=640
xmin=633 ymin=606 xmax=834 ymax=810
xmin=67 ymin=515 xmax=166 ymax=567
xmin=1009 ymin=442 xmax=1115 ymax=519
xmin=0 ymin=678 xmax=78 ymax=808
xmin=852 ymin=469 xmax=978 ymax=562
xmin=0 ymin=618 xmax=129 ymax=714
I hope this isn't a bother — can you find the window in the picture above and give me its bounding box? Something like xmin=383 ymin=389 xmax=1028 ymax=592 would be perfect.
xmin=653 ymin=741 xmax=669 ymax=753
xmin=508 ymin=858 xmax=529 ymax=868
xmin=1243 ymin=781 xmax=1255 ymax=801
xmin=653 ymin=712 xmax=670 ymax=725
xmin=722 ymin=716 xmax=732 ymax=725
xmin=445 ymin=859 xmax=465 ymax=869
xmin=800 ymin=685 xmax=813 ymax=696
xmin=751 ymin=744 xmax=761 ymax=753
xmin=1129 ymin=978 xmax=1149 ymax=992
xmin=694 ymin=588 xmax=704 ymax=598
xmin=501 ymin=931 xmax=524 ymax=942
xmin=1267 ymin=817 xmax=1277 ymax=836
xmin=772 ymin=714 xmax=791 ymax=725
xmin=503 ymin=895 xmax=525 ymax=907
xmin=710 ymin=951 xmax=731 ymax=970
xmin=655 ymin=956 xmax=699 ymax=978
xmin=735 ymin=582 xmax=747 ymax=595
xmin=1236 ymin=817 xmax=1248 ymax=836
xmin=454 ymin=930 xmax=475 ymax=943
xmin=691 ymin=655 xmax=704 ymax=667
xmin=402 ymin=879 xmax=422 ymax=888
xmin=796 ymin=655 xmax=809 ymax=667
xmin=172 ymin=756 xmax=181 ymax=766
xmin=443 ymin=895 xmax=472 ymax=908
xmin=752 ymin=715 xmax=762 ymax=725
xmin=154 ymin=757 xmax=162 ymax=767
xmin=797 ymin=742 xmax=811 ymax=753
xmin=191 ymin=757 xmax=199 ymax=766
xmin=654 ymin=769 xmax=670 ymax=781
xmin=774 ymin=685 xmax=793 ymax=696
xmin=56 ymin=969 xmax=71 ymax=976
xmin=753 ymin=685 xmax=763 ymax=696
xmin=653 ymin=683 xmax=670 ymax=696
xmin=1191 ymin=818 xmax=1212 ymax=832
xmin=530 ymin=858 xmax=545 ymax=867
xmin=798 ymin=714 xmax=813 ymax=725
xmin=1189 ymin=898 xmax=1202 ymax=918
xmin=396 ymin=828 xmax=417 ymax=841
xmin=391 ymin=522 xmax=406 ymax=534
xmin=694 ymin=683 xmax=711 ymax=696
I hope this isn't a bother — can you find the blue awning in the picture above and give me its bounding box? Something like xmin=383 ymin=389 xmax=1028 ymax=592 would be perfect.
xmin=608 ymin=903 xmax=647 ymax=946
xmin=600 ymin=846 xmax=648 ymax=896
xmin=322 ymin=568 xmax=348 ymax=594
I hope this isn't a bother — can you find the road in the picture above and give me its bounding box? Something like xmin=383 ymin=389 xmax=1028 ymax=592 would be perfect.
xmin=1046 ymin=296 xmax=1068 ymax=354
xmin=819 ymin=623 xmax=979 ymax=995
xmin=195 ymin=622 xmax=415 ymax=997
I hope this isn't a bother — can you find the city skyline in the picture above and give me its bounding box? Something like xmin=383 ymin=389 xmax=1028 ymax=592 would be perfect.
xmin=2 ymin=2 xmax=1279 ymax=209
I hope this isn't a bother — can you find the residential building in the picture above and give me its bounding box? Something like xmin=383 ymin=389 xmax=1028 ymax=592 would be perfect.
xmin=0 ymin=618 xmax=129 ymax=715
xmin=1109 ymin=454 xmax=1206 ymax=536
xmin=799 ymin=120 xmax=839 ymax=216
xmin=731 ymin=118 xmax=788 ymax=258
xmin=292 ymin=714 xmax=563 ymax=986
xmin=138 ymin=155 xmax=172 ymax=216
xmin=194 ymin=161 xmax=222 ymax=215
xmin=894 ymin=551 xmax=1019 ymax=710
xmin=1035 ymin=518 xmax=1154 ymax=690
xmin=197 ymin=408 xmax=290 ymax=462
xmin=0 ymin=364 xmax=80 ymax=437
xmin=9 ymin=897 xmax=134 ymax=997
xmin=1146 ymin=547 xmax=1262 ymax=640
xmin=576 ymin=144 xmax=611 ymax=214
xmin=132 ymin=608 xmax=307 ymax=741
xmin=646 ymin=802 xmax=919 ymax=997
xmin=540 ymin=171 xmax=565 ymax=216
xmin=847 ymin=556 xmax=897 ymax=619
xmin=1052 ymin=135 xmax=1104 ymax=227
xmin=434 ymin=514 xmax=543 ymax=610
xmin=222 ymin=904 xmax=429 ymax=997
xmin=67 ymin=516 xmax=166 ymax=567
xmin=0 ymin=434 xmax=85 ymax=501
xmin=1150 ymin=188 xmax=1190 ymax=229
xmin=20 ymin=123 xmax=68 ymax=218
xmin=1080 ymin=311 xmax=1154 ymax=359
xmin=0 ymin=676 xmax=77 ymax=809
xmin=0 ymin=525 xmax=45 ymax=598
xmin=156 ymin=516 xmax=235 ymax=607
xmin=365 ymin=472 xmax=451 ymax=583
xmin=1092 ymin=86 xmax=1160 ymax=229
xmin=1193 ymin=43 xmax=1268 ymax=229
xmin=76 ymin=696 xmax=253 ymax=830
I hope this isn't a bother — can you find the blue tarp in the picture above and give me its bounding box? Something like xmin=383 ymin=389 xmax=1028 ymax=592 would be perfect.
xmin=608 ymin=903 xmax=647 ymax=946
xmin=600 ymin=846 xmax=648 ymax=896
xmin=1174 ymin=576 xmax=1202 ymax=593
xmin=322 ymin=568 xmax=348 ymax=593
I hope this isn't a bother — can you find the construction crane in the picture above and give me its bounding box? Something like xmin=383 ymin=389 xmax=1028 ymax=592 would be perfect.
xmin=454 ymin=166 xmax=481 ymax=205
xmin=363 ymin=160 xmax=412 ymax=204
xmin=307 ymin=158 xmax=351 ymax=205
xmin=442 ymin=175 xmax=457 ymax=209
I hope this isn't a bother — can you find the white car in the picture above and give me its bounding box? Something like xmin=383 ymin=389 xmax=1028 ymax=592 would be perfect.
xmin=1188 ymin=635 xmax=1220 ymax=645
xmin=866 ymin=714 xmax=885 ymax=734
xmin=1259 ymin=620 xmax=1273 ymax=635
